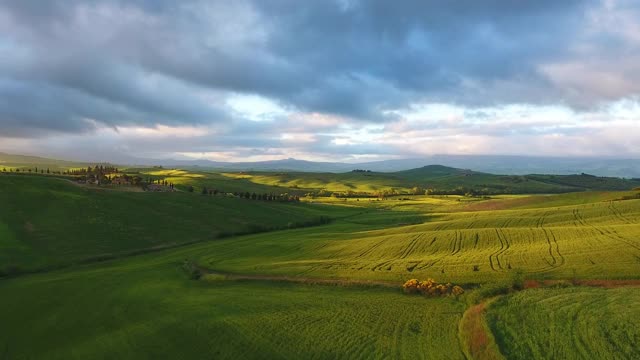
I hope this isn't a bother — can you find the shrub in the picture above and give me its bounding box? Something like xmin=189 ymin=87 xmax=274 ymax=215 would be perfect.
xmin=451 ymin=285 xmax=465 ymax=296
xmin=402 ymin=279 xmax=420 ymax=294
xmin=402 ymin=278 xmax=464 ymax=297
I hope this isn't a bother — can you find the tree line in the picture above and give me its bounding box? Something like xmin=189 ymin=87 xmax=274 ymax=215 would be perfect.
xmin=195 ymin=186 xmax=300 ymax=203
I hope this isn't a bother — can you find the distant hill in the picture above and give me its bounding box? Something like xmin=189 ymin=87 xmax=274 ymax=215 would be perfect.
xmin=398 ymin=165 xmax=640 ymax=193
xmin=2 ymin=151 xmax=640 ymax=179
xmin=145 ymin=154 xmax=640 ymax=178
xmin=394 ymin=165 xmax=476 ymax=179
xmin=222 ymin=165 xmax=640 ymax=195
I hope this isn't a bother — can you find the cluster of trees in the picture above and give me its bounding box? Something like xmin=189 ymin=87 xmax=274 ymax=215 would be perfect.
xmin=145 ymin=178 xmax=174 ymax=187
xmin=306 ymin=190 xmax=378 ymax=199
xmin=305 ymin=189 xmax=404 ymax=199
xmin=424 ymin=187 xmax=497 ymax=196
xmin=69 ymin=165 xmax=120 ymax=185
xmin=351 ymin=169 xmax=372 ymax=173
xmin=2 ymin=167 xmax=57 ymax=174
xmin=402 ymin=278 xmax=464 ymax=297
xmin=66 ymin=165 xmax=119 ymax=176
xmin=198 ymin=186 xmax=300 ymax=202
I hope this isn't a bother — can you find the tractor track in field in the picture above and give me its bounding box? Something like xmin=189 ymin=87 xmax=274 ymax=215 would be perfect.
xmin=371 ymin=259 xmax=394 ymax=271
xmin=356 ymin=238 xmax=387 ymax=258
xmin=536 ymin=211 xmax=548 ymax=228
xmin=573 ymin=209 xmax=588 ymax=227
xmin=605 ymin=228 xmax=640 ymax=252
xmin=541 ymin=228 xmax=565 ymax=267
xmin=609 ymin=202 xmax=634 ymax=224
xmin=451 ymin=230 xmax=463 ymax=256
xmin=489 ymin=229 xmax=510 ymax=271
xmin=399 ymin=233 xmax=423 ymax=259
xmin=541 ymin=228 xmax=557 ymax=267
xmin=578 ymin=210 xmax=640 ymax=252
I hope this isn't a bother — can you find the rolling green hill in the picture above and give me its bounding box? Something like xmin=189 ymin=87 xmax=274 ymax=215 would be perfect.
xmin=0 ymin=152 xmax=94 ymax=172
xmin=221 ymin=165 xmax=640 ymax=196
xmin=1 ymin=162 xmax=640 ymax=359
xmin=0 ymin=174 xmax=358 ymax=274
xmin=190 ymin=194 xmax=640 ymax=283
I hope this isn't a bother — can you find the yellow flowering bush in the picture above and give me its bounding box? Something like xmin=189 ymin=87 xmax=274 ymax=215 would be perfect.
xmin=402 ymin=278 xmax=464 ymax=297
xmin=451 ymin=285 xmax=465 ymax=296
xmin=402 ymin=279 xmax=420 ymax=294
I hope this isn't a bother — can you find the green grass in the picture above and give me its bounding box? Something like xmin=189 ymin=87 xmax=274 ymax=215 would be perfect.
xmin=3 ymin=173 xmax=639 ymax=284
xmin=0 ymin=174 xmax=358 ymax=273
xmin=190 ymin=195 xmax=640 ymax=284
xmin=486 ymin=287 xmax=640 ymax=359
xmin=140 ymin=169 xmax=301 ymax=195
xmin=0 ymin=251 xmax=466 ymax=359
xmin=2 ymin=164 xmax=640 ymax=359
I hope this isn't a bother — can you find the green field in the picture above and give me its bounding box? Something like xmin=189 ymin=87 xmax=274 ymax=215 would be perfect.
xmin=190 ymin=195 xmax=640 ymax=283
xmin=0 ymin=246 xmax=466 ymax=359
xmin=0 ymin=174 xmax=358 ymax=274
xmin=487 ymin=287 xmax=640 ymax=359
xmin=1 ymin=164 xmax=640 ymax=359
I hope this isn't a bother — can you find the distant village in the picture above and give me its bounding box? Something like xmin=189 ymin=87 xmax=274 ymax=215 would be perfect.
xmin=1 ymin=165 xmax=176 ymax=192
xmin=1 ymin=165 xmax=301 ymax=202
xmin=72 ymin=165 xmax=177 ymax=192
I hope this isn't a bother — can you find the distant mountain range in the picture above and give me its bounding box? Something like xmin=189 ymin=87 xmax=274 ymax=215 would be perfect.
xmin=151 ymin=155 xmax=640 ymax=178
xmin=1 ymin=152 xmax=639 ymax=178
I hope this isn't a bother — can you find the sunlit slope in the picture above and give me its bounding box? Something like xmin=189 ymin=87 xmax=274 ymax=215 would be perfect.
xmin=0 ymin=250 xmax=465 ymax=359
xmin=141 ymin=169 xmax=299 ymax=195
xmin=222 ymin=171 xmax=409 ymax=193
xmin=486 ymin=287 xmax=640 ymax=360
xmin=0 ymin=152 xmax=91 ymax=172
xmin=195 ymin=197 xmax=640 ymax=283
xmin=0 ymin=174 xmax=356 ymax=273
xmin=221 ymin=166 xmax=640 ymax=194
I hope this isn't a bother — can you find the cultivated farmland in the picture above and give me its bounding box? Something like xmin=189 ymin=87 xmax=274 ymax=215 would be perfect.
xmin=193 ymin=196 xmax=640 ymax=283
xmin=1 ymin=165 xmax=639 ymax=359
xmin=487 ymin=287 xmax=640 ymax=359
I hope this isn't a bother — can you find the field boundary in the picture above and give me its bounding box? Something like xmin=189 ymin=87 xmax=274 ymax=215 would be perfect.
xmin=197 ymin=266 xmax=400 ymax=289
xmin=459 ymin=297 xmax=505 ymax=360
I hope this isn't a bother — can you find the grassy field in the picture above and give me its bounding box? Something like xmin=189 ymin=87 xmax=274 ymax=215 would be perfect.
xmin=191 ymin=194 xmax=640 ymax=283
xmin=2 ymin=164 xmax=640 ymax=359
xmin=0 ymin=249 xmax=466 ymax=359
xmin=0 ymin=174 xmax=358 ymax=274
xmin=141 ymin=168 xmax=302 ymax=195
xmin=486 ymin=287 xmax=640 ymax=359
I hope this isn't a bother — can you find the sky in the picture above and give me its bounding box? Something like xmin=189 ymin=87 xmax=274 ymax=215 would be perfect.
xmin=1 ymin=0 xmax=639 ymax=162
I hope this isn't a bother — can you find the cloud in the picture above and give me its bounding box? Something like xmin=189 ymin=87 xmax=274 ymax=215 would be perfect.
xmin=0 ymin=0 xmax=639 ymax=160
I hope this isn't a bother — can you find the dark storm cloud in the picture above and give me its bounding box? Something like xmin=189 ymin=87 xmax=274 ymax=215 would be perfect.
xmin=0 ymin=0 xmax=636 ymax=150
